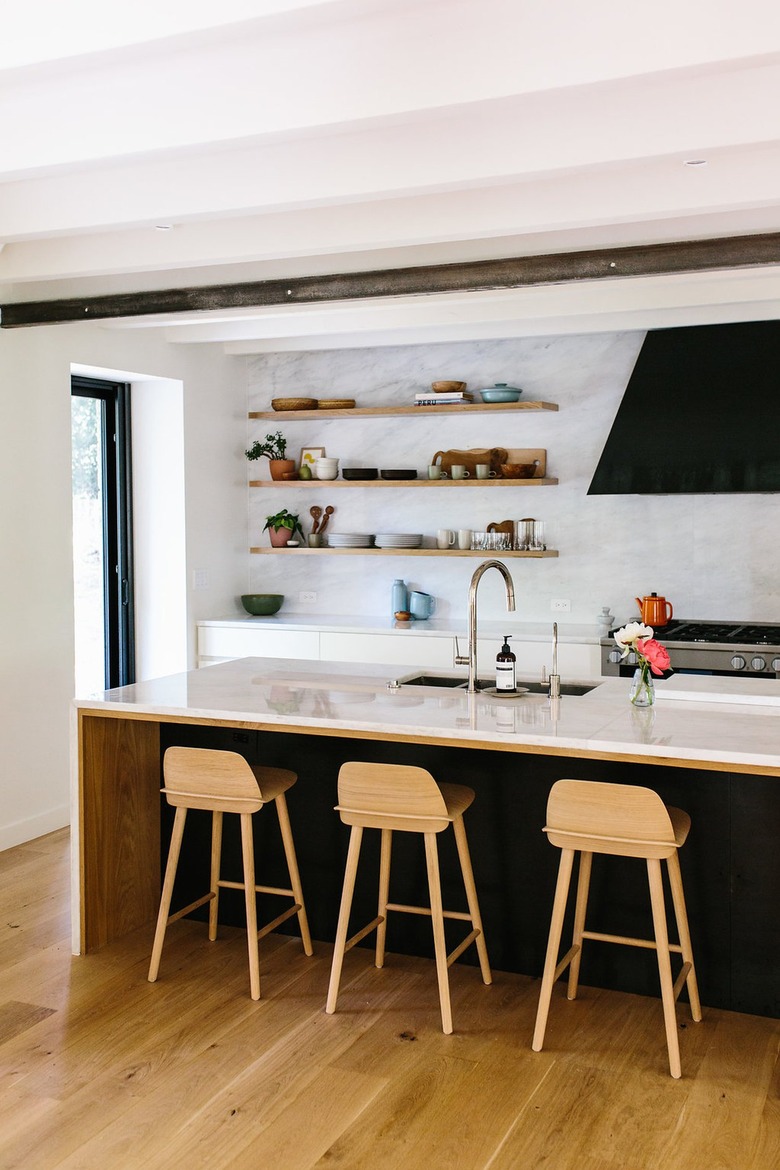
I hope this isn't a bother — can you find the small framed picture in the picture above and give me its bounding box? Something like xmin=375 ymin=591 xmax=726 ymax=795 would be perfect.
xmin=300 ymin=446 xmax=325 ymax=468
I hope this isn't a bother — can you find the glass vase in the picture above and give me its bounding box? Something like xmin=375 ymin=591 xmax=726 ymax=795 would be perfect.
xmin=629 ymin=664 xmax=655 ymax=706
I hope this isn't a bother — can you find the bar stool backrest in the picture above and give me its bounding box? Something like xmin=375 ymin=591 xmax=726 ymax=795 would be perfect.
xmin=163 ymin=746 xmax=264 ymax=813
xmin=336 ymin=761 xmax=450 ymax=832
xmin=545 ymin=779 xmax=677 ymax=859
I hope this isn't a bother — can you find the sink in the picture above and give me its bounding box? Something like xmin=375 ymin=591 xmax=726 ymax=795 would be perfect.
xmin=401 ymin=673 xmax=468 ymax=689
xmin=400 ymin=674 xmax=598 ymax=697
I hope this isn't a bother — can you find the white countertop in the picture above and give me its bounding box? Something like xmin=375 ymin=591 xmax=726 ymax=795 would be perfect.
xmin=197 ymin=614 xmax=604 ymax=644
xmin=74 ymin=657 xmax=780 ymax=774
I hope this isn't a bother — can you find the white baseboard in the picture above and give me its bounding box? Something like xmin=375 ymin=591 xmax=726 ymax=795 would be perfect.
xmin=0 ymin=805 xmax=70 ymax=853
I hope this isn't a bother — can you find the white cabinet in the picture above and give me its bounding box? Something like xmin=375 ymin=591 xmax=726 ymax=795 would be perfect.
xmin=196 ymin=621 xmax=601 ymax=679
xmin=198 ymin=623 xmax=319 ymax=665
xmin=319 ymin=630 xmax=454 ymax=669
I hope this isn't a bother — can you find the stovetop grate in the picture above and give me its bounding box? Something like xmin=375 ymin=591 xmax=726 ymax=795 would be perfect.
xmin=607 ymin=620 xmax=780 ymax=646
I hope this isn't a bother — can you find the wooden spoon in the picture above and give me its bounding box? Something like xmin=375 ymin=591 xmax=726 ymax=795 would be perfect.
xmin=309 ymin=505 xmax=322 ymax=533
xmin=318 ymin=505 xmax=335 ymax=535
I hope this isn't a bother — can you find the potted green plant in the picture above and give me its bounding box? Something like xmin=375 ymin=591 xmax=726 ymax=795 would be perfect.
xmin=246 ymin=431 xmax=295 ymax=480
xmin=263 ymin=508 xmax=303 ymax=548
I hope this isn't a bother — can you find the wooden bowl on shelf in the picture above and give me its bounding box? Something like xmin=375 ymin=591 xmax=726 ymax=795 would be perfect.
xmin=271 ymin=397 xmax=318 ymax=411
xmin=316 ymin=398 xmax=356 ymax=409
xmin=431 ymin=380 xmax=466 ymax=393
xmin=500 ymin=462 xmax=537 ymax=479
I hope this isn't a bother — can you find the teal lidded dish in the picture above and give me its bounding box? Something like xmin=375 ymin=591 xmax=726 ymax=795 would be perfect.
xmin=479 ymin=383 xmax=523 ymax=403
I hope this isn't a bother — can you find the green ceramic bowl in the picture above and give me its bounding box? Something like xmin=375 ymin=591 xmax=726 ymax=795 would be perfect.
xmin=241 ymin=594 xmax=284 ymax=616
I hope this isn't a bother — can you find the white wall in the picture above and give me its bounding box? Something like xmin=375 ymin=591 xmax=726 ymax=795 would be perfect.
xmin=132 ymin=377 xmax=187 ymax=680
xmin=245 ymin=333 xmax=780 ymax=627
xmin=0 ymin=324 xmax=244 ymax=849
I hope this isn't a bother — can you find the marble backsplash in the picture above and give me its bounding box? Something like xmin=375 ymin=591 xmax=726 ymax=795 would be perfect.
xmin=244 ymin=333 xmax=780 ymax=626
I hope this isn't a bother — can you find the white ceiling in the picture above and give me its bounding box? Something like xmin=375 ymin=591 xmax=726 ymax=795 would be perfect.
xmin=2 ymin=0 xmax=780 ymax=348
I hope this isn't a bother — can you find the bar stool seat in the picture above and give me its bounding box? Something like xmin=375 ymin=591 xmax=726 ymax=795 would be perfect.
xmin=148 ymin=746 xmax=313 ymax=1000
xmin=532 ymin=778 xmax=702 ymax=1077
xmin=325 ymin=761 xmax=491 ymax=1034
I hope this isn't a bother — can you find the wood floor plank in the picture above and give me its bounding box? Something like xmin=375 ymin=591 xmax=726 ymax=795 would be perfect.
xmin=0 ymin=829 xmax=777 ymax=1170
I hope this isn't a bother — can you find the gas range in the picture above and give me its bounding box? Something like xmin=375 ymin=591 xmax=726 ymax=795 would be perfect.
xmin=601 ymin=619 xmax=780 ymax=677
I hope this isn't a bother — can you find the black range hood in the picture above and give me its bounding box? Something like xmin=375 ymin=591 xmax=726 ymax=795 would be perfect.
xmin=588 ymin=319 xmax=780 ymax=494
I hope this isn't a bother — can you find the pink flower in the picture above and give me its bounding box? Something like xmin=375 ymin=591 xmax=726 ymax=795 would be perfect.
xmin=637 ymin=637 xmax=670 ymax=676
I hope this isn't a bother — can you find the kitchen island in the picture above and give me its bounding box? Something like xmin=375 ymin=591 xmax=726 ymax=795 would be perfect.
xmin=71 ymin=658 xmax=780 ymax=1017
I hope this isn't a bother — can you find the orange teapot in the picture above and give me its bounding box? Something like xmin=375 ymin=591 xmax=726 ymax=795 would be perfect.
xmin=635 ymin=592 xmax=673 ymax=627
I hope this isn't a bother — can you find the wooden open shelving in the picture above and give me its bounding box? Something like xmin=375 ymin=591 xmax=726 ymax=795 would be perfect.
xmin=250 ymin=547 xmax=558 ymax=557
xmin=248 ymin=400 xmax=557 ymax=421
xmin=250 ymin=477 xmax=557 ymax=488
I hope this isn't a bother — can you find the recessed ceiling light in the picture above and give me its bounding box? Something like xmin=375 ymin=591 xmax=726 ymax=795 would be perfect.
xmin=154 ymin=223 xmax=174 ymax=231
xmin=683 ymin=159 xmax=708 ymax=167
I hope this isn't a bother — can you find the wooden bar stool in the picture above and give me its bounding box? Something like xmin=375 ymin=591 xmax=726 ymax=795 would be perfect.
xmin=325 ymin=761 xmax=491 ymax=1034
xmin=148 ymin=746 xmax=313 ymax=1000
xmin=532 ymin=778 xmax=702 ymax=1078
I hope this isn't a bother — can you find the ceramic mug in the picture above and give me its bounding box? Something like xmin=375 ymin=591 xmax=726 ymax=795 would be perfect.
xmin=457 ymin=528 xmax=472 ymax=549
xmin=437 ymin=528 xmax=456 ymax=548
xmin=450 ymin=464 xmax=469 ymax=480
xmin=474 ymin=463 xmax=496 ymax=479
xmin=428 ymin=464 xmax=442 ymax=480
xmin=409 ymin=591 xmax=436 ymax=620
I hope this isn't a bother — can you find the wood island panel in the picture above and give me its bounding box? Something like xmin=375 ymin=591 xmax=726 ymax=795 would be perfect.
xmin=78 ymin=711 xmax=161 ymax=951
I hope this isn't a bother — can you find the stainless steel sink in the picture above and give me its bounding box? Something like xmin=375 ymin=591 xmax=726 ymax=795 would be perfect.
xmin=400 ymin=674 xmax=598 ymax=696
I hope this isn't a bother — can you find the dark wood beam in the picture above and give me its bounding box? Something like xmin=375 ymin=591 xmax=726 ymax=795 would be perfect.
xmin=3 ymin=232 xmax=780 ymax=328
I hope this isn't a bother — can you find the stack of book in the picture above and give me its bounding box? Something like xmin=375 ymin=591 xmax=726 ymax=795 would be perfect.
xmin=413 ymin=390 xmax=474 ymax=406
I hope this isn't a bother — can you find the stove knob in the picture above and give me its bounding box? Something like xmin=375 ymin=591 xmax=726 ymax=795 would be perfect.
xmin=608 ymin=649 xmax=623 ymax=664
xmin=750 ymin=656 xmax=767 ymax=671
xmin=730 ymin=655 xmax=747 ymax=670
xmin=772 ymin=658 xmax=780 ymax=672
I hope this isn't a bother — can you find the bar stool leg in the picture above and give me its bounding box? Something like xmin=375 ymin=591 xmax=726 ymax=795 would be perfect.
xmin=209 ymin=810 xmax=223 ymax=942
xmin=376 ymin=829 xmax=392 ymax=969
xmin=240 ymin=812 xmax=261 ymax=1001
xmin=274 ymin=792 xmax=313 ymax=956
xmin=666 ymin=851 xmax=702 ymax=1022
xmin=452 ymin=814 xmax=491 ymax=985
xmin=532 ymin=847 xmax=575 ymax=1052
xmin=567 ymin=849 xmax=592 ymax=1000
xmin=148 ymin=807 xmax=187 ymax=983
xmin=424 ymin=832 xmax=452 ymax=1035
xmin=326 ymin=826 xmax=363 ymax=1015
xmin=647 ymin=857 xmax=681 ymax=1078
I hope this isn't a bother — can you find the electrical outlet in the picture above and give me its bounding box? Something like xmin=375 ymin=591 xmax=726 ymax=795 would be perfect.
xmin=299 ymin=591 xmax=317 ymax=603
xmin=192 ymin=569 xmax=209 ymax=590
xmin=551 ymin=598 xmax=571 ymax=612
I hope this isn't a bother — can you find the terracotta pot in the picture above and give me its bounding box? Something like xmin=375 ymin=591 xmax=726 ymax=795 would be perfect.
xmin=269 ymin=459 xmax=296 ymax=481
xmin=268 ymin=526 xmax=293 ymax=547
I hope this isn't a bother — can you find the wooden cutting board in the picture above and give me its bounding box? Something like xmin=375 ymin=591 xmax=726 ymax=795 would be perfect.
xmin=430 ymin=448 xmax=547 ymax=477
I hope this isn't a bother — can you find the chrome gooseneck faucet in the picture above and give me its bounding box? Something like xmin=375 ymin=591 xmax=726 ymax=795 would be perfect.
xmin=455 ymin=559 xmax=516 ymax=693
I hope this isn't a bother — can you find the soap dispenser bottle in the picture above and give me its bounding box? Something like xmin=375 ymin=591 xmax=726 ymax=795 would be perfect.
xmin=391 ymin=578 xmax=409 ymax=617
xmin=496 ymin=635 xmax=516 ymax=692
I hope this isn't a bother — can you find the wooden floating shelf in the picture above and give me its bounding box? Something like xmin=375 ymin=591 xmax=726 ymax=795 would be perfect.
xmin=248 ymin=401 xmax=557 ymax=421
xmin=250 ymin=547 xmax=558 ymax=558
xmin=250 ymin=477 xmax=557 ymax=488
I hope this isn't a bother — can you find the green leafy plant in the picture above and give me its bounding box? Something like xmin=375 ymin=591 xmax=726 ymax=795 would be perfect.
xmin=263 ymin=508 xmax=303 ymax=537
xmin=246 ymin=431 xmax=288 ymax=461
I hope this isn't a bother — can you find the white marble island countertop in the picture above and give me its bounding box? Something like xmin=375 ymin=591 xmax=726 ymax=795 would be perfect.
xmin=74 ymin=657 xmax=780 ymax=775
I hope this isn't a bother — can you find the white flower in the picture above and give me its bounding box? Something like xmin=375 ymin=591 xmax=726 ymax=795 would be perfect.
xmin=613 ymin=621 xmax=654 ymax=657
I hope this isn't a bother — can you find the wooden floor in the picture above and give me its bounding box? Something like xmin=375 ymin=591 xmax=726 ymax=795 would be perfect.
xmin=0 ymin=830 xmax=778 ymax=1170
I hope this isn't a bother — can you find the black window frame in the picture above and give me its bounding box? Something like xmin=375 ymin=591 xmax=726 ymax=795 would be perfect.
xmin=71 ymin=375 xmax=135 ymax=688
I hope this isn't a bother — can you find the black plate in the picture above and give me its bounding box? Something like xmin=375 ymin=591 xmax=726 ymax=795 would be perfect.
xmin=342 ymin=468 xmax=378 ymax=480
xmin=380 ymin=469 xmax=418 ymax=480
